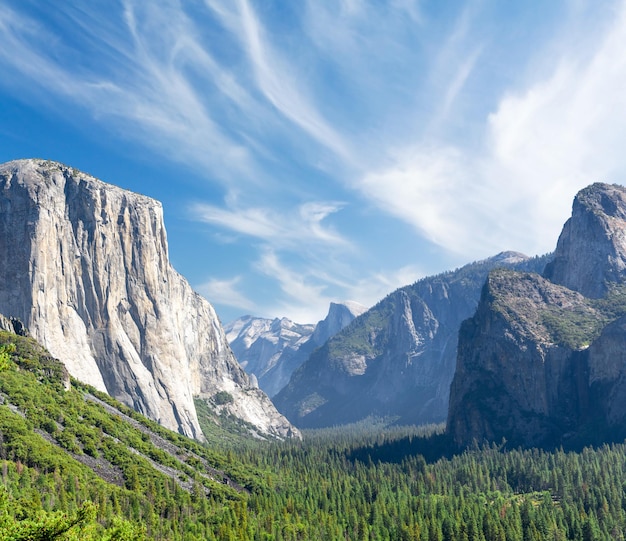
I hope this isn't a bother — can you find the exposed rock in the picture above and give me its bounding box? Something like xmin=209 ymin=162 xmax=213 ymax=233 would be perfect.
xmin=0 ymin=315 xmax=28 ymax=336
xmin=447 ymin=270 xmax=597 ymax=448
xmin=226 ymin=301 xmax=366 ymax=397
xmin=0 ymin=159 xmax=298 ymax=440
xmin=544 ymin=183 xmax=626 ymax=297
xmin=448 ymin=183 xmax=626 ymax=449
xmin=274 ymin=252 xmax=550 ymax=428
xmin=310 ymin=301 xmax=368 ymax=346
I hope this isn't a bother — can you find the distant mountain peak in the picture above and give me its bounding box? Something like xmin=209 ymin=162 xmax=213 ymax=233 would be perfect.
xmin=225 ymin=301 xmax=368 ymax=397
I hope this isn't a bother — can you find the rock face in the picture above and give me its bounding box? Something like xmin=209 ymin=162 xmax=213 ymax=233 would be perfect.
xmin=544 ymin=183 xmax=626 ymax=297
xmin=225 ymin=301 xmax=367 ymax=397
xmin=311 ymin=301 xmax=368 ymax=346
xmin=448 ymin=183 xmax=626 ymax=449
xmin=0 ymin=159 xmax=297 ymax=440
xmin=273 ymin=252 xmax=549 ymax=428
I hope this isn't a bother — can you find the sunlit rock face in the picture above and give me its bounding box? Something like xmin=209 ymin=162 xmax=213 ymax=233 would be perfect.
xmin=544 ymin=183 xmax=626 ymax=298
xmin=0 ymin=159 xmax=298 ymax=440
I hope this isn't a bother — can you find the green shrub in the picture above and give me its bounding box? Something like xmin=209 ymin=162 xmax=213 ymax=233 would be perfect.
xmin=213 ymin=391 xmax=234 ymax=406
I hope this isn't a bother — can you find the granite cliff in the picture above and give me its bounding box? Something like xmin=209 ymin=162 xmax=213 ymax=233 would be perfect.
xmin=274 ymin=252 xmax=549 ymax=428
xmin=225 ymin=301 xmax=366 ymax=397
xmin=448 ymin=183 xmax=626 ymax=448
xmin=0 ymin=159 xmax=297 ymax=440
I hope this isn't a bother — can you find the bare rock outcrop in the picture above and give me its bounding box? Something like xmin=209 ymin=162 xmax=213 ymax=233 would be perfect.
xmin=448 ymin=183 xmax=626 ymax=449
xmin=0 ymin=159 xmax=298 ymax=440
xmin=544 ymin=183 xmax=626 ymax=297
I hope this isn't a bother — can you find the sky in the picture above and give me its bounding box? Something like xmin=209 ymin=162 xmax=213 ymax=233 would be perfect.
xmin=1 ymin=1 xmax=626 ymax=325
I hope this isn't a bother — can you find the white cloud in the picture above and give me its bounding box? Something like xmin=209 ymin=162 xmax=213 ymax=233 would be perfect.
xmin=254 ymin=250 xmax=334 ymax=323
xmin=0 ymin=2 xmax=259 ymax=182
xmin=191 ymin=200 xmax=350 ymax=249
xmin=206 ymin=0 xmax=352 ymax=161
xmin=251 ymin=249 xmax=425 ymax=323
xmin=343 ymin=264 xmax=426 ymax=309
xmin=357 ymin=146 xmax=496 ymax=255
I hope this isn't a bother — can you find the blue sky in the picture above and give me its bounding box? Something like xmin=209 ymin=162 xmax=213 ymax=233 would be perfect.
xmin=1 ymin=1 xmax=626 ymax=324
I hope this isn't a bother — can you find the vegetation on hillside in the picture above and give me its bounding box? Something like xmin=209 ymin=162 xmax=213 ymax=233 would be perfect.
xmin=541 ymin=282 xmax=626 ymax=349
xmin=3 ymin=330 xmax=626 ymax=539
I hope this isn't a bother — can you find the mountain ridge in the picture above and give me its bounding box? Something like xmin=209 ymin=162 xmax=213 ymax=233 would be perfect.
xmin=274 ymin=251 xmax=551 ymax=428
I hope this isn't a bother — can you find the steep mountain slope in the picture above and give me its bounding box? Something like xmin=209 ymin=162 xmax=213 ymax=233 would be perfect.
xmin=0 ymin=159 xmax=296 ymax=440
xmin=448 ymin=183 xmax=626 ymax=449
xmin=274 ymin=252 xmax=550 ymax=428
xmin=0 ymin=323 xmax=271 ymax=538
xmin=226 ymin=301 xmax=367 ymax=397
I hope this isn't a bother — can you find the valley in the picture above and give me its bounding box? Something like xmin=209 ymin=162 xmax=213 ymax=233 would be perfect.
xmin=3 ymin=163 xmax=626 ymax=539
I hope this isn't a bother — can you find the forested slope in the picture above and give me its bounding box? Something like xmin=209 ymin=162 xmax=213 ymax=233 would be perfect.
xmin=3 ymin=329 xmax=626 ymax=540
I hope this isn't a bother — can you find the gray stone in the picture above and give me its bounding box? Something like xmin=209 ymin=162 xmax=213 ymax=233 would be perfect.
xmin=0 ymin=159 xmax=298 ymax=440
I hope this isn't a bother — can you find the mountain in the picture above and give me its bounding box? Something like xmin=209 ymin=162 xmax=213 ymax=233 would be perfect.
xmin=225 ymin=301 xmax=367 ymax=397
xmin=447 ymin=183 xmax=626 ymax=449
xmin=273 ymin=252 xmax=550 ymax=428
xmin=0 ymin=159 xmax=297 ymax=440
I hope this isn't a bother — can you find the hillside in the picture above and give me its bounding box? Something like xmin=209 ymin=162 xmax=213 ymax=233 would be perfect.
xmin=5 ymin=322 xmax=626 ymax=539
xmin=0 ymin=324 xmax=265 ymax=539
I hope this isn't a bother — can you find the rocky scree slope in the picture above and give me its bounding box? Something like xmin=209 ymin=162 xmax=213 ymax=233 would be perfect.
xmin=226 ymin=301 xmax=367 ymax=397
xmin=448 ymin=183 xmax=626 ymax=449
xmin=274 ymin=252 xmax=550 ymax=428
xmin=0 ymin=159 xmax=297 ymax=441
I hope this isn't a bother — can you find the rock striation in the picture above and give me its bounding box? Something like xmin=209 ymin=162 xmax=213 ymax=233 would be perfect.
xmin=225 ymin=301 xmax=367 ymax=397
xmin=448 ymin=183 xmax=626 ymax=449
xmin=273 ymin=252 xmax=549 ymax=428
xmin=0 ymin=159 xmax=297 ymax=440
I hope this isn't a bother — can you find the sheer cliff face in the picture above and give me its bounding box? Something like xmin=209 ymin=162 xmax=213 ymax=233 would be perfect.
xmin=0 ymin=159 xmax=297 ymax=440
xmin=447 ymin=271 xmax=594 ymax=448
xmin=545 ymin=183 xmax=626 ymax=298
xmin=274 ymin=252 xmax=547 ymax=429
xmin=448 ymin=183 xmax=626 ymax=449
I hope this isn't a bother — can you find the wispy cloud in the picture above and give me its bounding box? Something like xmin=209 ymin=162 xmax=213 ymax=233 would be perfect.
xmin=209 ymin=0 xmax=352 ymax=162
xmin=255 ymin=250 xmax=332 ymax=323
xmin=2 ymin=0 xmax=625 ymax=323
xmin=250 ymin=249 xmax=425 ymax=323
xmin=0 ymin=2 xmax=261 ymax=181
xmin=355 ymin=0 xmax=626 ymax=260
xmin=190 ymin=200 xmax=350 ymax=249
